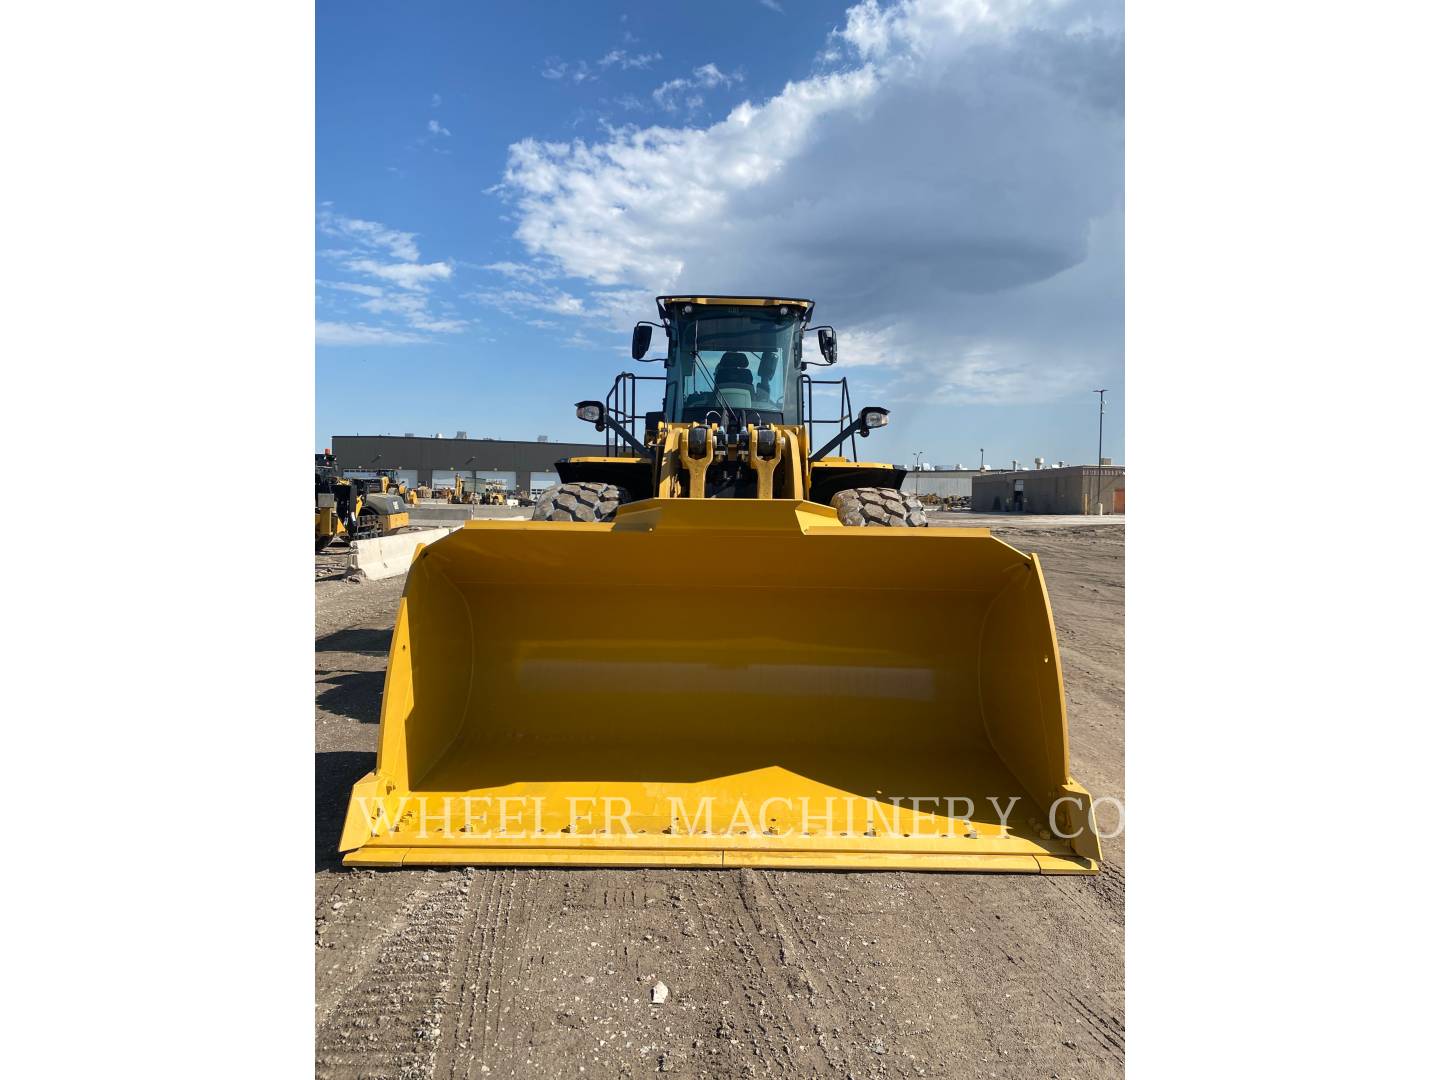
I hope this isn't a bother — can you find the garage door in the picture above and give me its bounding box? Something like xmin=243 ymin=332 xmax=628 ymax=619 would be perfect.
xmin=394 ymin=469 xmax=418 ymax=488
xmin=529 ymin=471 xmax=560 ymax=494
xmin=475 ymin=471 xmax=516 ymax=487
xmin=430 ymin=470 xmax=461 ymax=489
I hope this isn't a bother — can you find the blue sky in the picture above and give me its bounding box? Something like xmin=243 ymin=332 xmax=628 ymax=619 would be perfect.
xmin=317 ymin=0 xmax=1124 ymax=469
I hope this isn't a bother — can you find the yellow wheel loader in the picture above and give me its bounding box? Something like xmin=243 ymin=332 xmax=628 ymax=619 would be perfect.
xmin=376 ymin=470 xmax=421 ymax=507
xmin=340 ymin=296 xmax=1100 ymax=872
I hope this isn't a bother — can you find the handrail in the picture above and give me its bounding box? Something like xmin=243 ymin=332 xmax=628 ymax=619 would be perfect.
xmin=604 ymin=372 xmax=666 ymax=456
xmin=800 ymin=374 xmax=857 ymax=460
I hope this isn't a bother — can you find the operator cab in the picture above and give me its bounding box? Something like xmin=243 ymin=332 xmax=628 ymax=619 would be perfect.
xmin=654 ymin=296 xmax=815 ymax=428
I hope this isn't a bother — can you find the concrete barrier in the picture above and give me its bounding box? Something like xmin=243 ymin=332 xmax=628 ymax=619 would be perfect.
xmin=350 ymin=527 xmax=457 ymax=581
xmin=407 ymin=504 xmax=476 ymax=524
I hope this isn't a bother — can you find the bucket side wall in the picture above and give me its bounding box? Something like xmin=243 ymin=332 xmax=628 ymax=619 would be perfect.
xmin=977 ymin=557 xmax=1074 ymax=808
xmin=382 ymin=552 xmax=476 ymax=789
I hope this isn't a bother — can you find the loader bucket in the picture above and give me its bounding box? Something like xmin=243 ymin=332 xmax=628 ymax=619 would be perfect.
xmin=339 ymin=499 xmax=1101 ymax=872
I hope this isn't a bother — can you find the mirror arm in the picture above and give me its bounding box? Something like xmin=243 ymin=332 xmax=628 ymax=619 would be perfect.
xmin=603 ymin=412 xmax=654 ymax=459
xmin=810 ymin=415 xmax=868 ymax=462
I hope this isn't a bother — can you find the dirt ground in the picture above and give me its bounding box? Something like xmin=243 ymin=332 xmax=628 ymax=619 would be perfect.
xmin=315 ymin=515 xmax=1125 ymax=1079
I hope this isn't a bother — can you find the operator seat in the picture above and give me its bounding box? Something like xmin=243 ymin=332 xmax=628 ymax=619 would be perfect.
xmin=714 ymin=352 xmax=754 ymax=408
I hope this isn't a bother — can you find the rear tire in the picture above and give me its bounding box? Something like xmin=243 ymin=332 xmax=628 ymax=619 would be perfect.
xmin=831 ymin=486 xmax=928 ymax=527
xmin=531 ymin=482 xmax=629 ymax=522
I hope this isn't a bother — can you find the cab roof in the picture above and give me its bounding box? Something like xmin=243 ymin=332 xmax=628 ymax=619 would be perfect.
xmin=656 ymin=295 xmax=815 ymax=322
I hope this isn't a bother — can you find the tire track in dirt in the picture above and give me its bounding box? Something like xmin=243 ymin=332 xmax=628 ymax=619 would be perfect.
xmin=1038 ymin=984 xmax=1126 ymax=1070
xmin=909 ymin=873 xmax=1123 ymax=1076
xmin=728 ymin=867 xmax=851 ymax=1076
xmin=1063 ymin=860 xmax=1125 ymax=921
xmin=316 ymin=871 xmax=472 ymax=1080
xmin=905 ymin=875 xmax=1018 ymax=1071
xmin=760 ymin=870 xmax=936 ymax=1079
xmin=492 ymin=870 xmax=543 ymax=1068
xmin=431 ymin=867 xmax=531 ymax=1078
xmin=662 ymin=868 xmax=825 ymax=1077
xmin=432 ymin=868 xmax=501 ymax=1078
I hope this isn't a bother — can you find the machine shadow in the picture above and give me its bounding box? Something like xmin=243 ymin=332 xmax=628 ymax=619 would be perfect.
xmin=316 ymin=670 xmax=386 ymax=723
xmin=316 ymin=627 xmax=393 ymax=654
xmin=316 ymin=750 xmax=375 ymax=872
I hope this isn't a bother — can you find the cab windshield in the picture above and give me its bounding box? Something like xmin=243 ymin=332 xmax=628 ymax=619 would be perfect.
xmin=668 ymin=308 xmax=802 ymax=423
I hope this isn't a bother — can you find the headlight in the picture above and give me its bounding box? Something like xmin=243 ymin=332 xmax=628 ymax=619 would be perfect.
xmin=576 ymin=402 xmax=604 ymax=424
xmin=860 ymin=407 xmax=890 ymax=430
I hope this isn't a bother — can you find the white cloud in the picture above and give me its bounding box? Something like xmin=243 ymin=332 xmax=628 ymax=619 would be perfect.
xmin=692 ymin=63 xmax=735 ymax=88
xmin=339 ymin=284 xmax=467 ymax=333
xmin=317 ymin=209 xmax=468 ymax=343
xmin=563 ymin=331 xmax=601 ymax=349
xmin=598 ymin=50 xmax=662 ymax=70
xmin=760 ymin=0 xmax=784 ymax=12
xmin=316 ymin=321 xmax=429 ymax=346
xmin=482 ymin=260 xmax=557 ymax=286
xmin=548 ymin=49 xmax=663 ymax=84
xmin=358 ymin=292 xmax=426 ymax=317
xmin=495 ymin=0 xmax=1122 ymax=405
xmin=317 ymin=209 xmax=419 ymax=261
xmin=431 ymin=92 xmax=442 ymax=107
xmin=344 ymin=258 xmax=453 ymax=290
xmin=318 ymin=280 xmax=385 ymax=298
xmin=408 ymin=316 xmax=468 ymax=333
xmin=427 ymin=119 xmax=451 ymax=137
xmin=652 ymin=63 xmax=742 ymax=111
xmin=471 ymin=286 xmax=589 ymax=318
xmin=542 ymin=58 xmax=597 ymax=83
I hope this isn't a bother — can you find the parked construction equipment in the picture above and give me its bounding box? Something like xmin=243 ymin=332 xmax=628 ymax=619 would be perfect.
xmin=340 ymin=296 xmax=1099 ymax=872
xmin=315 ymin=453 xmax=412 ymax=549
xmin=376 ymin=469 xmax=420 ymax=506
xmin=314 ymin=450 xmax=358 ymax=551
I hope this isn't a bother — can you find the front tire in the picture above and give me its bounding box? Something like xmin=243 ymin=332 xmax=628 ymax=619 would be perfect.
xmin=351 ymin=507 xmax=382 ymax=541
xmin=831 ymin=486 xmax=928 ymax=527
xmin=531 ymin=482 xmax=629 ymax=522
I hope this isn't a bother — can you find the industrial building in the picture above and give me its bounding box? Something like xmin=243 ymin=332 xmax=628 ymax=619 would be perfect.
xmin=903 ymin=469 xmax=988 ymax=500
xmin=972 ymin=465 xmax=1125 ymax=515
xmin=330 ymin=434 xmax=605 ymax=496
xmin=330 ymin=434 xmax=1124 ymax=513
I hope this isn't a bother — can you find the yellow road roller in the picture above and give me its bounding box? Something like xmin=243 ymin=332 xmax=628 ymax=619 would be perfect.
xmin=316 ymin=454 xmax=412 ymax=550
xmin=340 ymin=296 xmax=1100 ymax=872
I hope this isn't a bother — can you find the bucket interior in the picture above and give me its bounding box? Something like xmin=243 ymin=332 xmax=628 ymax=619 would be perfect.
xmin=359 ymin=504 xmax=1081 ymax=858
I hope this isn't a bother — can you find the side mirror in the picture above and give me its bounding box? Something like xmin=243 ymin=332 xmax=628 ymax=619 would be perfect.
xmin=817 ymin=326 xmax=838 ymax=365
xmin=575 ymin=400 xmax=606 ymax=431
xmin=631 ymin=323 xmax=653 ymax=360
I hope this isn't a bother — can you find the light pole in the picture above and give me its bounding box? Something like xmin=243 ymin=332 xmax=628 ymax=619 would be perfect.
xmin=912 ymin=451 xmax=924 ymax=495
xmin=1093 ymin=389 xmax=1107 ymax=464
xmin=979 ymin=447 xmax=985 ymax=471
xmin=1093 ymin=389 xmax=1107 ymax=514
